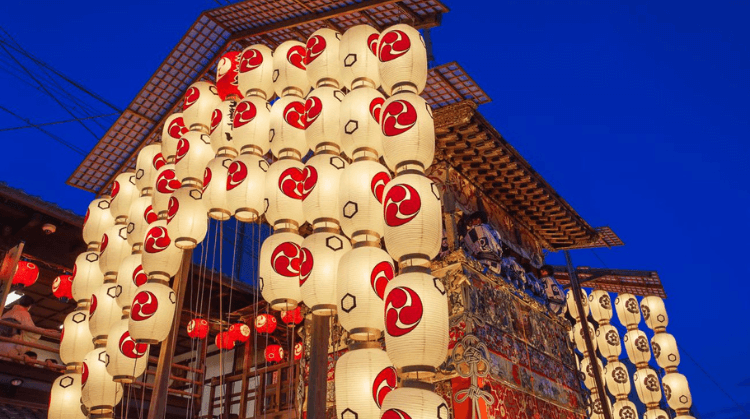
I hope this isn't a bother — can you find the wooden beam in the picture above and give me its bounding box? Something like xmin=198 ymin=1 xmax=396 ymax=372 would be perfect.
xmin=306 ymin=314 xmax=330 ymax=419
xmin=0 ymin=242 xmax=24 ymax=310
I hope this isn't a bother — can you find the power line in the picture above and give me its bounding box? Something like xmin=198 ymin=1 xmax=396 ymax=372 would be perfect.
xmin=0 ymin=113 xmax=118 ymax=132
xmin=0 ymin=104 xmax=86 ymax=155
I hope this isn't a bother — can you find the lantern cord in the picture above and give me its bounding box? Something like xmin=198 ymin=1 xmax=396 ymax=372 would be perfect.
xmin=0 ymin=105 xmax=87 ymax=155
xmin=252 ymin=220 xmax=261 ymax=417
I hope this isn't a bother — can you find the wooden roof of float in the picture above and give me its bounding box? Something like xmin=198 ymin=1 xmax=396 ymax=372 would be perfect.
xmin=552 ymin=266 xmax=666 ymax=299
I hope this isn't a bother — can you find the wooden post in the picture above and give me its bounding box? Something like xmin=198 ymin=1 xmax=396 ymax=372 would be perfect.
xmin=0 ymin=243 xmax=25 ymax=311
xmin=306 ymin=314 xmax=330 ymax=419
xmin=147 ymin=249 xmax=193 ymax=419
xmin=442 ymin=189 xmax=458 ymax=251
xmin=239 ymin=339 xmax=252 ymax=418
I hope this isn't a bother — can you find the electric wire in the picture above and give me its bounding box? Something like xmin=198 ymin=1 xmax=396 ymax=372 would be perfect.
xmin=0 ymin=113 xmax=118 ymax=132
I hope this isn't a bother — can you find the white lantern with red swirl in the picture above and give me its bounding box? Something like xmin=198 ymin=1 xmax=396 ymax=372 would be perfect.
xmin=340 ymin=86 xmax=385 ymax=160
xmin=215 ymin=50 xmax=243 ymax=101
xmin=255 ymin=313 xmax=278 ymax=334
xmin=281 ymin=307 xmax=303 ymax=326
xmin=595 ymin=324 xmax=622 ymax=361
xmin=264 ymin=159 xmax=307 ymax=229
xmin=88 ymin=282 xmax=120 ymax=343
xmin=167 ymin=187 xmax=208 ymax=249
xmin=641 ymin=295 xmax=669 ymax=331
xmin=129 ymin=282 xmax=176 ymax=344
xmin=588 ymin=289 xmax=613 ymax=325
xmin=633 ymin=367 xmax=663 ymax=406
xmin=294 ymin=341 xmax=304 ymax=360
xmin=48 ymin=373 xmax=86 ymax=419
xmin=106 ymin=317 xmax=149 ymax=383
xmin=335 ymin=346 xmax=396 ymax=419
xmin=565 ymin=289 xmax=590 ymax=320
xmin=265 ymin=344 xmax=285 ymax=363
xmin=161 ymin=113 xmax=188 ymax=162
xmin=339 ymin=159 xmax=391 ymax=243
xmin=377 ymin=24 xmax=427 ymax=95
xmin=302 ymin=153 xmax=346 ymax=227
xmin=380 ymin=92 xmax=434 ymax=174
xmin=603 ymin=360 xmax=631 ymax=398
xmin=182 ymin=81 xmax=221 ymax=134
xmin=662 ymin=373 xmax=692 ymax=413
xmin=233 ymin=96 xmax=271 ymax=156
xmin=175 ymin=131 xmax=214 ymax=187
xmin=82 ymin=196 xmax=114 ymax=247
xmin=651 ymin=332 xmax=680 ymax=372
xmin=226 ymin=153 xmax=269 ymax=223
xmin=52 ymin=274 xmax=74 ymax=302
xmin=109 ymin=172 xmax=138 ymax=224
xmin=126 ymin=195 xmax=158 ymax=251
xmin=203 ymin=156 xmax=233 ymax=221
xmin=382 ymin=174 xmax=442 ymax=266
xmin=141 ymin=220 xmax=184 ymax=282
xmin=72 ymin=250 xmax=104 ymax=303
xmin=209 ymin=98 xmax=238 ymax=158
xmin=59 ymin=307 xmax=94 ymax=365
xmin=81 ymin=347 xmax=123 ymax=413
xmin=135 ymin=144 xmax=165 ymax=194
xmin=229 ymin=323 xmax=251 ymax=344
xmin=380 ymin=386 xmax=449 ymax=419
xmin=340 ymin=24 xmax=381 ymax=90
xmin=153 ymin=163 xmax=181 ymax=217
xmin=300 ymin=231 xmax=352 ymax=315
xmin=305 ymin=28 xmax=341 ymax=88
xmin=259 ymin=231 xmax=304 ymax=310
xmin=11 ymin=261 xmax=38 ymax=287
xmin=337 ymin=246 xmax=394 ymax=340
xmin=98 ymin=224 xmax=130 ymax=281
xmin=115 ymin=253 xmax=147 ymax=310
xmin=383 ymin=269 xmax=448 ymax=378
xmin=269 ymin=95 xmax=308 ymax=159
xmin=624 ymin=329 xmax=652 ymax=367
xmin=273 ymin=40 xmax=309 ymax=98
xmin=615 ymin=293 xmax=642 ymax=330
xmin=238 ymin=44 xmax=274 ymax=99
xmin=187 ymin=318 xmax=209 ymax=339
xmin=304 ymin=86 xmax=345 ymax=152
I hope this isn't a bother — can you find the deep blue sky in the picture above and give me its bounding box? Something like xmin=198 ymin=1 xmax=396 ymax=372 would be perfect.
xmin=1 ymin=1 xmax=748 ymax=416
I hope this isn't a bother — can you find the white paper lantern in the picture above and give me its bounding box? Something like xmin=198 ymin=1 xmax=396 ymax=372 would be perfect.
xmin=340 ymin=86 xmax=386 ymax=159
xmin=340 ymin=24 xmax=381 ymax=90
xmin=302 ymin=153 xmax=346 ymax=227
xmin=153 ymin=163 xmax=181 ymax=217
xmin=383 ymin=269 xmax=448 ymax=377
xmin=300 ymin=231 xmax=351 ymax=315
xmin=142 ymin=220 xmax=184 ymax=282
xmin=382 ymin=174 xmax=441 ymax=266
xmin=49 ymin=373 xmax=86 ymax=419
xmin=182 ymin=81 xmax=221 ymax=134
xmin=88 ymin=282 xmax=120 ymax=343
xmin=203 ymin=156 xmax=233 ymax=221
xmin=339 ymin=159 xmax=391 ymax=243
xmin=98 ymin=224 xmax=130 ymax=281
xmin=377 ymin=24 xmax=427 ymax=95
xmin=623 ymin=329 xmax=652 ymax=367
xmin=651 ymin=332 xmax=680 ymax=372
xmin=82 ymin=196 xmax=114 ymax=246
xmin=59 ymin=308 xmax=95 ymax=365
xmin=588 ymin=290 xmax=613 ymax=325
xmin=595 ymin=324 xmax=622 ymax=361
xmin=305 ymin=28 xmax=341 ymax=88
xmin=641 ymin=295 xmax=669 ymax=331
xmin=380 ymin=92 xmax=434 ymax=174
xmin=615 ymin=293 xmax=641 ymax=329
xmin=663 ymin=373 xmax=692 ymax=412
xmin=106 ymin=317 xmax=149 ymax=383
xmin=380 ymin=386 xmax=449 ymax=419
xmin=209 ymin=99 xmax=238 ymax=157
xmin=259 ymin=231 xmax=304 ymax=310
xmin=265 ymin=158 xmax=307 ymax=229
xmin=304 ymin=86 xmax=345 ymax=152
xmin=335 ymin=346 xmax=396 ymax=418
xmin=604 ymin=361 xmax=631 ymax=398
xmin=233 ymin=96 xmax=271 ymax=156
xmin=273 ymin=40 xmax=310 ymax=98
xmin=612 ymin=401 xmax=638 ymax=419
xmin=109 ymin=172 xmax=138 ymax=224
xmin=572 ymin=321 xmax=597 ymax=354
xmin=135 ymin=144 xmax=166 ymax=195
xmin=644 ymin=410 xmax=670 ymax=419
xmin=167 ymin=187 xmax=208 ymax=249
xmin=161 ymin=113 xmax=188 ymax=162
xmin=633 ymin=367 xmax=662 ymax=406
xmin=238 ymin=44 xmax=274 ymax=99
xmin=129 ymin=282 xmax=176 ymax=344
xmin=269 ymin=95 xmax=308 ymax=159
xmin=81 ymin=347 xmax=123 ymax=413
xmin=565 ymin=289 xmax=589 ymax=320
xmin=226 ymin=153 xmax=269 ymax=223
xmin=579 ymin=356 xmax=606 ymax=390
xmin=175 ymin=131 xmax=213 ymax=187
xmin=587 ymin=393 xmax=612 ymax=419
xmin=115 ymin=253 xmax=147 ymax=310
xmin=337 ymin=245 xmax=394 ymax=340
xmin=126 ymin=195 xmax=157 ymax=251
xmin=72 ymin=250 xmax=104 ymax=303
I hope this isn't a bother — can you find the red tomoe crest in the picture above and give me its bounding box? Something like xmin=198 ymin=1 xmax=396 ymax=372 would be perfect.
xmin=384 ymin=286 xmax=423 ymax=337
xmin=99 ymin=234 xmax=109 ymax=254
xmin=271 ymin=242 xmax=303 ymax=277
xmin=278 ymin=166 xmax=317 ymax=200
xmin=287 ymin=45 xmax=307 ymax=70
xmin=167 ymin=197 xmax=179 ymax=224
xmin=175 ymin=138 xmax=190 ymax=163
xmin=153 ymin=153 xmax=167 ymax=170
xmin=133 ymin=264 xmax=148 ymax=287
xmin=381 ymin=99 xmax=417 ymax=137
xmin=226 ymin=161 xmax=248 ymax=191
xmin=81 ymin=362 xmax=89 ymax=387
xmin=144 ymin=205 xmax=158 ymax=224
xmin=305 ymin=35 xmax=326 ymax=65
xmin=370 ymin=171 xmax=390 ymax=203
xmin=167 ymin=117 xmax=188 ymax=140
xmin=156 ymin=169 xmax=181 ymax=194
xmin=203 ymin=167 xmax=212 ymax=193
xmin=298 ymin=247 xmax=313 ymax=286
xmin=52 ymin=276 xmax=61 ymax=292
xmin=367 ymin=33 xmax=379 ymax=56
xmin=294 ymin=341 xmax=303 ymax=360
xmin=233 ymin=101 xmax=257 ymax=128
xmin=378 ymin=29 xmax=411 ymax=62
xmin=210 ymin=109 xmax=222 ymax=134
xmin=89 ymin=294 xmax=98 ymax=317
xmin=119 ymin=331 xmax=148 ymax=359
xmin=382 ymin=409 xmax=412 ymax=419
xmin=131 ymin=290 xmax=158 ymax=321
xmin=304 ymin=96 xmax=323 ymax=127
xmin=370 ymin=261 xmax=394 ymax=299
xmin=383 ymin=184 xmax=421 ymax=227
xmin=369 ymin=97 xmax=385 ymax=122
xmin=183 ymin=87 xmax=200 ymax=110
xmin=283 ymin=101 xmax=306 ymax=130
xmin=111 ymin=181 xmax=121 ymax=199
xmin=239 ymin=48 xmax=263 ymax=72
xmin=144 ymin=226 xmax=171 ymax=254
xmin=372 ymin=366 xmax=398 ymax=408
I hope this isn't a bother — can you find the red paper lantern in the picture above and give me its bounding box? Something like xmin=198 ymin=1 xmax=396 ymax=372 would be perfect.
xmin=265 ymin=344 xmax=284 ymax=363
xmin=293 ymin=341 xmax=303 ymax=360
xmin=52 ymin=274 xmax=74 ymax=302
xmin=229 ymin=323 xmax=251 ymax=343
xmin=254 ymin=314 xmax=277 ymax=334
xmin=280 ymin=307 xmax=303 ymax=326
xmin=187 ymin=318 xmax=209 ymax=339
xmin=12 ymin=262 xmax=38 ymax=287
xmin=215 ymin=332 xmax=235 ymax=350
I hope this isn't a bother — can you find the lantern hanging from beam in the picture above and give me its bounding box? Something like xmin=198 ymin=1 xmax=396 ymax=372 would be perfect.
xmin=167 ymin=186 xmax=208 ymax=249
xmin=232 ymin=96 xmax=271 ymax=156
xmin=662 ymin=373 xmax=692 ymax=413
xmin=305 ymin=27 xmax=341 ymax=89
xmin=226 ymin=152 xmax=269 ymax=223
xmin=300 ymin=230 xmax=351 ymax=315
xmin=612 ymin=401 xmax=639 ymax=419
xmin=128 ymin=282 xmax=176 ymax=344
xmin=302 ymin=153 xmax=346 ymax=228
xmin=203 ymin=156 xmax=233 ymax=221
xmin=153 ymin=163 xmax=181 ymax=217
xmin=377 ymin=24 xmax=427 ymax=95
xmin=269 ymin=95 xmax=308 ymax=159
xmin=187 ymin=318 xmax=209 ymax=339
xmin=380 ymin=92 xmax=434 ymax=175
xmin=651 ymin=332 xmax=680 ymax=372
xmin=72 ymin=250 xmax=104 ymax=304
xmin=11 ymin=261 xmax=38 ymax=287
xmin=280 ymin=306 xmax=303 ymax=326
xmin=115 ymin=253 xmax=147 ymax=311
xmin=588 ymin=289 xmax=613 ymax=325
xmin=265 ymin=344 xmax=284 ymax=363
xmin=339 ymin=24 xmax=381 ymax=90
xmin=623 ymin=329 xmax=652 ymax=368
xmin=340 ymin=86 xmax=385 ymax=160
xmin=259 ymin=230 xmax=304 ymax=310
xmin=52 ymin=274 xmax=74 ymax=302
xmin=59 ymin=307 xmax=94 ymax=366
xmin=182 ymin=81 xmax=221 ymax=134
xmin=82 ymin=196 xmax=114 ymax=247
xmin=142 ymin=220 xmax=184 ymax=282
xmin=161 ymin=113 xmax=188 ymax=162
xmin=126 ymin=195 xmax=157 ymax=252
xmin=304 ymin=86 xmax=345 ymax=152
xmin=48 ymin=373 xmax=86 ymax=419
xmin=335 ymin=345 xmax=395 ymax=419
xmin=615 ymin=293 xmax=641 ymax=329
xmin=595 ymin=324 xmax=622 ymax=361
xmin=273 ymin=40 xmax=309 ymax=98
xmin=264 ymin=158 xmax=307 ymax=229
xmin=565 ymin=289 xmax=590 ymax=320
xmin=339 ymin=159 xmax=390 ymax=243
xmin=134 ymin=144 xmax=164 ymax=195
xmin=215 ymin=331 xmax=235 ymax=350
xmin=175 ymin=131 xmax=214 ymax=187
xmin=238 ymin=44 xmax=274 ymax=99
xmin=88 ymin=282 xmax=120 ymax=344
xmin=108 ymin=172 xmax=138 ymax=225
xmin=255 ymin=313 xmax=277 ymax=334
xmin=229 ymin=323 xmax=251 ymax=344
xmin=106 ymin=317 xmax=149 ymax=383
xmin=640 ymin=295 xmax=669 ymax=331
xmin=603 ymin=360 xmax=631 ymax=399
xmin=633 ymin=367 xmax=663 ymax=407
xmin=81 ymin=347 xmax=123 ymax=414
xmin=98 ymin=224 xmax=130 ymax=281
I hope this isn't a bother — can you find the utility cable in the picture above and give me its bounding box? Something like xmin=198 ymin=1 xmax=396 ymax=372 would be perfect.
xmin=0 ymin=104 xmax=86 ymax=154
xmin=0 ymin=113 xmax=118 ymax=132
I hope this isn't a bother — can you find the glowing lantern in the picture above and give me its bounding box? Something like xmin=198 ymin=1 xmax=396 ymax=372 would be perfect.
xmin=82 ymin=196 xmax=114 ymax=246
xmin=612 ymin=401 xmax=638 ymax=419
xmin=52 ymin=274 xmax=74 ymax=302
xmin=305 ymin=28 xmax=341 ymax=88
xmin=98 ymin=224 xmax=130 ymax=281
xmin=269 ymin=95 xmax=308 ymax=159
xmin=187 ymin=318 xmax=209 ymax=339
xmin=335 ymin=346 xmax=395 ymax=418
xmin=265 ymin=344 xmax=284 ymax=363
xmin=280 ymin=306 xmax=303 ymax=326
xmin=109 ymin=172 xmax=138 ymax=224
xmin=175 ymin=131 xmax=213 ymax=187
xmin=215 ymin=332 xmax=235 ymax=350
xmin=126 ymin=195 xmax=157 ymax=251
xmin=383 ymin=269 xmax=448 ymax=378
xmin=294 ymin=341 xmax=303 ymax=360
xmin=226 ymin=153 xmax=269 ymax=223
xmin=48 ymin=373 xmax=86 ymax=419
xmin=88 ymin=282 xmax=120 ymax=343
xmin=11 ymin=261 xmax=38 ymax=287
xmin=135 ymin=143 xmax=164 ymax=194
xmin=377 ymin=24 xmax=427 ymax=95
xmin=340 ymin=86 xmax=385 ymax=159
xmin=588 ymin=289 xmax=613 ymax=324
xmin=273 ymin=40 xmax=309 ymax=98
xmin=641 ymin=295 xmax=669 ymax=331
xmin=579 ymin=356 xmax=606 ymax=390
xmin=115 ymin=253 xmax=147 ymax=310
xmin=259 ymin=231 xmax=304 ymax=310
xmin=604 ymin=361 xmax=631 ymax=398
xmin=663 ymin=373 xmax=692 ymax=412
xmin=238 ymin=44 xmax=274 ymax=99
xmin=382 ymin=174 xmax=442 ymax=266
xmin=380 ymin=92 xmax=434 ymax=174
xmin=254 ymin=313 xmax=278 ymax=334
xmin=339 ymin=159 xmax=390 ymax=243
xmin=106 ymin=317 xmax=149 ymax=383
xmin=588 ymin=394 xmax=612 ymax=419
xmin=209 ymin=99 xmax=239 ymax=158
xmin=81 ymin=347 xmax=123 ymax=413
xmin=232 ymin=96 xmax=271 ymax=156
xmin=264 ymin=159 xmax=307 ymax=229
xmin=59 ymin=308 xmax=94 ymax=366
xmin=302 ymin=153 xmax=346 ymax=227
xmin=615 ymin=293 xmax=641 ymax=329
xmin=339 ymin=24 xmax=381 ymax=90
xmin=229 ymin=323 xmax=251 ymax=343
xmin=167 ymin=187 xmax=208 ymax=249
xmin=624 ymin=329 xmax=652 ymax=367
xmin=203 ymin=156 xmax=233 ymax=221
xmin=129 ymin=282 xmax=176 ymax=344
xmin=161 ymin=113 xmax=188 ymax=162
xmin=72 ymin=250 xmax=104 ymax=303
xmin=182 ymin=81 xmax=221 ymax=134
xmin=304 ymin=86 xmax=345 ymax=152
xmin=380 ymin=386 xmax=449 ymax=419
xmin=300 ymin=231 xmax=351 ymax=315
xmin=633 ymin=367 xmax=663 ymax=406
xmin=644 ymin=410 xmax=670 ymax=419
xmin=215 ymin=51 xmax=243 ymax=101
xmin=651 ymin=332 xmax=680 ymax=372
xmin=565 ymin=289 xmax=590 ymax=320
xmin=142 ymin=220 xmax=184 ymax=282
xmin=595 ymin=324 xmax=622 ymax=361
xmin=572 ymin=321 xmax=597 ymax=354
xmin=153 ymin=163 xmax=181 ymax=217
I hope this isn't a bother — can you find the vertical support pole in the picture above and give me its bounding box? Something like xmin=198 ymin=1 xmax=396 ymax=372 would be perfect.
xmin=0 ymin=243 xmax=25 ymax=310
xmin=306 ymin=314 xmax=330 ymax=419
xmin=193 ymin=336 xmax=209 ymax=417
xmin=564 ymin=250 xmax=612 ymax=419
xmin=239 ymin=339 xmax=252 ymax=419
xmin=443 ymin=188 xmax=458 ymax=251
xmin=147 ymin=249 xmax=193 ymax=419
xmin=223 ymin=346 xmax=240 ymax=419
